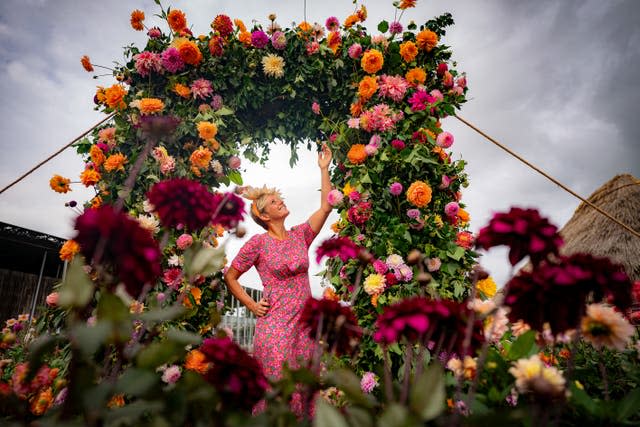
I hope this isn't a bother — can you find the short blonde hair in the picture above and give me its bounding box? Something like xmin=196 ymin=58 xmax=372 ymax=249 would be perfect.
xmin=242 ymin=185 xmax=283 ymax=230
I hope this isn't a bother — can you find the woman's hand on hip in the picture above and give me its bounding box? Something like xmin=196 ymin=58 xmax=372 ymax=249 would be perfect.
xmin=251 ymin=297 xmax=270 ymax=317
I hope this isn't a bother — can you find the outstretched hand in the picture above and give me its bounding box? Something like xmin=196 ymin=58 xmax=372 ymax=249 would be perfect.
xmin=318 ymin=143 xmax=332 ymax=169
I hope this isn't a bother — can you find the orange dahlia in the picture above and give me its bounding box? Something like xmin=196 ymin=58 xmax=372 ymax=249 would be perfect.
xmin=297 ymin=21 xmax=312 ymax=33
xmin=183 ymin=286 xmax=202 ymax=308
xmin=406 ymin=181 xmax=432 ymax=207
xmin=399 ymin=0 xmax=417 ymax=9
xmin=104 ymin=153 xmax=128 ymax=172
xmin=80 ymin=168 xmax=101 ymax=187
xmin=190 ymin=146 xmax=213 ymax=176
xmin=89 ymin=144 xmax=105 ymax=168
xmin=416 ymin=29 xmax=439 ymax=52
xmin=185 ymin=349 xmax=209 ymax=374
xmin=49 ymin=174 xmax=71 ymax=193
xmin=234 ymin=18 xmax=247 ymax=33
xmin=177 ymin=39 xmax=202 ymax=66
xmin=358 ymin=76 xmax=378 ymax=101
xmin=104 ymin=84 xmax=127 ymax=109
xmin=405 ymin=67 xmax=426 ymax=84
xmin=347 ymin=144 xmax=367 ymax=165
xmin=174 ymin=83 xmax=191 ymax=98
xmin=327 ymin=31 xmax=341 ymax=54
xmin=107 ymin=394 xmax=125 ymax=408
xmin=167 ymin=9 xmax=187 ymax=32
xmin=80 ymin=55 xmax=93 ymax=72
xmin=130 ymin=9 xmax=145 ymax=31
xmin=457 ymin=208 xmax=470 ymax=225
xmin=238 ymin=31 xmax=252 ymax=46
xmin=90 ymin=195 xmax=103 ymax=208
xmin=138 ymin=98 xmax=165 ymax=115
xmin=399 ymin=41 xmax=418 ymax=62
xmin=30 ymin=388 xmax=53 ymax=416
xmin=361 ymin=49 xmax=384 ymax=74
xmin=59 ymin=239 xmax=80 ymax=261
xmin=344 ymin=14 xmax=359 ymax=29
xmin=350 ymin=99 xmax=364 ymax=117
xmin=197 ymin=121 xmax=218 ymax=141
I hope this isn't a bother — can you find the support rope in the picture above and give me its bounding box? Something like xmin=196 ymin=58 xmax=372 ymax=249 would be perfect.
xmin=0 ymin=113 xmax=116 ymax=195
xmin=454 ymin=114 xmax=640 ymax=239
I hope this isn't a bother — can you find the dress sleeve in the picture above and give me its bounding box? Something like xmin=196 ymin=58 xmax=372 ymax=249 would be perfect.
xmin=231 ymin=234 xmax=261 ymax=273
xmin=294 ymin=221 xmax=318 ymax=248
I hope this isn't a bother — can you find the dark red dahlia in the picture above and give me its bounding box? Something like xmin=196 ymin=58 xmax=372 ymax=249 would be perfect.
xmin=147 ymin=178 xmax=216 ymax=231
xmin=212 ymin=14 xmax=233 ymax=38
xmin=315 ymin=236 xmax=360 ymax=263
xmin=504 ymin=253 xmax=632 ymax=334
xmin=475 ymin=207 xmax=563 ymax=266
xmin=373 ymin=296 xmax=483 ymax=356
xmin=199 ymin=337 xmax=268 ymax=410
xmin=299 ymin=297 xmax=362 ymax=356
xmin=74 ymin=205 xmax=161 ymax=297
xmin=137 ymin=114 xmax=180 ymax=140
xmin=208 ymin=35 xmax=225 ymax=57
xmin=347 ymin=201 xmax=372 ymax=227
xmin=211 ymin=192 xmax=245 ymax=229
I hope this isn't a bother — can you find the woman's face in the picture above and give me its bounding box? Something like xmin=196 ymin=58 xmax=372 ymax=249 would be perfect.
xmin=262 ymin=194 xmax=289 ymax=221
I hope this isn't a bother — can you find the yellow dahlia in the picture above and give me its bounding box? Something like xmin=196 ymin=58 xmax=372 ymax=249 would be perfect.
xmin=363 ymin=273 xmax=386 ymax=295
xmin=262 ymin=54 xmax=285 ymax=78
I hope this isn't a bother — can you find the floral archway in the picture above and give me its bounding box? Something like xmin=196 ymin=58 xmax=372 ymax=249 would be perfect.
xmin=51 ymin=1 xmax=476 ymax=371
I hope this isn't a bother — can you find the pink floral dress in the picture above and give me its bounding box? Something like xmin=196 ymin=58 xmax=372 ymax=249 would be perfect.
xmin=231 ymin=222 xmax=317 ymax=381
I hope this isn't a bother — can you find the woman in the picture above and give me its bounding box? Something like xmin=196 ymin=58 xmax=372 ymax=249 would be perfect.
xmin=224 ymin=144 xmax=333 ymax=412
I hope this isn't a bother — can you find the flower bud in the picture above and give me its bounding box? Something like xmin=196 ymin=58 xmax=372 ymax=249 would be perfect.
xmin=406 ymin=249 xmax=422 ymax=265
xmin=417 ymin=272 xmax=432 ymax=285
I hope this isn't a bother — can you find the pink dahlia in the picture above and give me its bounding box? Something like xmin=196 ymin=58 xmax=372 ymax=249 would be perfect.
xmin=347 ymin=201 xmax=372 ymax=227
xmin=389 ymin=182 xmax=403 ymax=196
xmin=348 ymin=43 xmax=363 ymax=59
xmin=251 ymin=30 xmax=269 ymax=48
xmin=160 ymin=47 xmax=185 ymax=73
xmin=190 ymin=78 xmax=213 ymax=100
xmin=325 ymin=16 xmax=340 ymax=31
xmin=436 ymin=131 xmax=454 ymax=148
xmin=271 ymin=31 xmax=287 ymax=50
xmin=327 ymin=189 xmax=344 ymax=206
xmin=378 ymin=75 xmax=409 ymax=102
xmin=134 ymin=51 xmax=163 ymax=77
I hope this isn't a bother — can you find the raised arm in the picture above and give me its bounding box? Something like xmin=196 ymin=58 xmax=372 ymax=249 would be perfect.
xmin=224 ymin=266 xmax=269 ymax=317
xmin=308 ymin=143 xmax=333 ymax=234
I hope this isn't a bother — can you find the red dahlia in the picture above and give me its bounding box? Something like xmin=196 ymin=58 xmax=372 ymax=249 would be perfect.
xmin=74 ymin=205 xmax=161 ymax=297
xmin=476 ymin=207 xmax=563 ymax=266
xmin=212 ymin=14 xmax=233 ymax=38
xmin=199 ymin=337 xmax=268 ymax=410
xmin=211 ymin=192 xmax=245 ymax=229
xmin=315 ymin=236 xmax=361 ymax=263
xmin=299 ymin=297 xmax=362 ymax=356
xmin=147 ymin=178 xmax=216 ymax=231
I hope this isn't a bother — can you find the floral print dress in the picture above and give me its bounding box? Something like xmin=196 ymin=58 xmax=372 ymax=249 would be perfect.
xmin=231 ymin=222 xmax=317 ymax=381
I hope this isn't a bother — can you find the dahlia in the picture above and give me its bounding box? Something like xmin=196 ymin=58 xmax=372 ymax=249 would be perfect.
xmin=133 ymin=51 xmax=163 ymax=77
xmin=49 ymin=174 xmax=71 ymax=193
xmin=271 ymin=31 xmax=287 ymax=50
xmin=363 ymin=273 xmax=386 ymax=295
xmin=509 ymin=355 xmax=565 ymax=400
xmin=190 ymin=79 xmax=213 ymax=99
xmin=261 ymin=54 xmax=285 ymax=78
xmin=315 ymin=236 xmax=360 ymax=263
xmin=347 ymin=201 xmax=372 ymax=227
xmin=251 ymin=30 xmax=269 ymax=48
xmin=582 ymin=303 xmax=635 ymax=351
xmin=378 ymin=75 xmax=408 ymax=102
xmin=74 ymin=205 xmax=162 ymax=297
xmin=199 ymin=337 xmax=268 ymax=410
xmin=475 ymin=207 xmax=563 ymax=266
xmin=147 ymin=178 xmax=217 ymax=231
xmin=161 ymin=47 xmax=185 ymax=73
xmin=299 ymin=297 xmax=362 ymax=355
xmin=211 ymin=192 xmax=245 ymax=229
xmin=212 ymin=14 xmax=233 ymax=37
xmin=348 ymin=43 xmax=363 ymax=59
xmin=360 ymin=372 xmax=378 ymax=393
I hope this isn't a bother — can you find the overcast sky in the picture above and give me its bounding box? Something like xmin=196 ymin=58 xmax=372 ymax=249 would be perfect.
xmin=1 ymin=0 xmax=638 ymax=293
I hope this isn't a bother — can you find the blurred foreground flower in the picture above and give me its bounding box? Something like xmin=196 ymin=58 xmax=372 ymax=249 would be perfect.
xmin=300 ymin=297 xmax=362 ymax=356
xmin=147 ymin=178 xmax=217 ymax=231
xmin=509 ymin=354 xmax=566 ymax=401
xmin=74 ymin=205 xmax=162 ymax=298
xmin=581 ymin=303 xmax=635 ymax=351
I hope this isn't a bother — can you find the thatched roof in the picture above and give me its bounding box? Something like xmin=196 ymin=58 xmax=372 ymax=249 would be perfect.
xmin=558 ymin=173 xmax=640 ymax=282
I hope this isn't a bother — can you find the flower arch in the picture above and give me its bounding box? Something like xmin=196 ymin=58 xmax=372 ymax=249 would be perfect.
xmin=54 ymin=1 xmax=476 ymax=371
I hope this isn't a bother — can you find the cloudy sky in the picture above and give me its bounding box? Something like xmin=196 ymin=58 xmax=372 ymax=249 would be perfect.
xmin=1 ymin=0 xmax=638 ymax=293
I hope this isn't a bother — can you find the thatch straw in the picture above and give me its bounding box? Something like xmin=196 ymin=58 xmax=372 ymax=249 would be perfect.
xmin=558 ymin=174 xmax=640 ymax=281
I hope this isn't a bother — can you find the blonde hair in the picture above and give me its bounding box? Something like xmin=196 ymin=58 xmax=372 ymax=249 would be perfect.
xmin=241 ymin=185 xmax=283 ymax=230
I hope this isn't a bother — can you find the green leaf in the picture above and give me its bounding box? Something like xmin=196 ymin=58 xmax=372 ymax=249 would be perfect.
xmin=138 ymin=305 xmax=186 ymax=324
xmin=228 ymin=169 xmax=243 ymax=185
xmin=72 ymin=321 xmax=112 ymax=359
xmin=507 ymin=330 xmax=537 ymax=360
xmin=616 ymin=387 xmax=640 ymax=421
xmin=378 ymin=403 xmax=409 ymax=427
xmin=166 ymin=328 xmax=202 ymax=347
xmin=378 ymin=20 xmax=389 ymax=33
xmin=97 ymin=293 xmax=130 ymax=323
xmin=409 ymin=362 xmax=445 ymax=421
xmin=27 ymin=335 xmax=62 ymax=380
xmin=446 ymin=246 xmax=465 ymax=261
xmin=115 ymin=368 xmax=160 ymax=397
xmin=184 ymin=243 xmax=226 ymax=278
xmin=344 ymin=407 xmax=373 ymax=427
xmin=58 ymin=256 xmax=94 ymax=308
xmin=136 ymin=341 xmax=182 ymax=369
xmin=569 ymin=382 xmax=599 ymax=416
xmin=313 ymin=398 xmax=349 ymax=427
